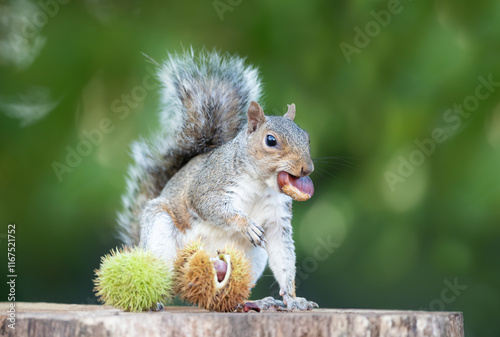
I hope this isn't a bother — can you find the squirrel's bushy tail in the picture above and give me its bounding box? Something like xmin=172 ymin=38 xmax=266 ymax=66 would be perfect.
xmin=117 ymin=49 xmax=262 ymax=246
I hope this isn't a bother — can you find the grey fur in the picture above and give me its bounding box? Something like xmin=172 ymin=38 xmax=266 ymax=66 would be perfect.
xmin=117 ymin=49 xmax=262 ymax=246
xmin=116 ymin=50 xmax=318 ymax=310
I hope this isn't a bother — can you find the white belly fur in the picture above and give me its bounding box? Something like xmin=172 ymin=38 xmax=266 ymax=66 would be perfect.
xmin=182 ymin=174 xmax=291 ymax=282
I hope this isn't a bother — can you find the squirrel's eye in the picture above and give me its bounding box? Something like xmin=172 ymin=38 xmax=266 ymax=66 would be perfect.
xmin=265 ymin=134 xmax=277 ymax=147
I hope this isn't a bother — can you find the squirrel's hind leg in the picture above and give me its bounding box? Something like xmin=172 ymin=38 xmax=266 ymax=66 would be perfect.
xmin=139 ymin=198 xmax=181 ymax=264
xmin=250 ymin=296 xmax=318 ymax=311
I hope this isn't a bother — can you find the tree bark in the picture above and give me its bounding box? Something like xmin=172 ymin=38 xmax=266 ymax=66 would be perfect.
xmin=0 ymin=302 xmax=464 ymax=337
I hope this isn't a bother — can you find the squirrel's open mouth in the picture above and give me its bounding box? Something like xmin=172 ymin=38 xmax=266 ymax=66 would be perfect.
xmin=277 ymin=171 xmax=314 ymax=201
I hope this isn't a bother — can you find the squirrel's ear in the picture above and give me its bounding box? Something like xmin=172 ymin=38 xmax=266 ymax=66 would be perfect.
xmin=247 ymin=101 xmax=265 ymax=134
xmin=284 ymin=103 xmax=296 ymax=121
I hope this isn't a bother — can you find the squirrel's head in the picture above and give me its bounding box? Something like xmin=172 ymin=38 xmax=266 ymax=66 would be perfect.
xmin=245 ymin=101 xmax=314 ymax=201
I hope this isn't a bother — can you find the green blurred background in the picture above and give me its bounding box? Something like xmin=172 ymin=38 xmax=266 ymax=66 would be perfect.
xmin=1 ymin=0 xmax=499 ymax=335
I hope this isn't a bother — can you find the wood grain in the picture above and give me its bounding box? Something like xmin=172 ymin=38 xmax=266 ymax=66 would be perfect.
xmin=0 ymin=302 xmax=464 ymax=337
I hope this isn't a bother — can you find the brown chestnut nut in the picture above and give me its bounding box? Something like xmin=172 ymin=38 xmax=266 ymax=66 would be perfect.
xmin=277 ymin=171 xmax=314 ymax=201
xmin=212 ymin=258 xmax=228 ymax=282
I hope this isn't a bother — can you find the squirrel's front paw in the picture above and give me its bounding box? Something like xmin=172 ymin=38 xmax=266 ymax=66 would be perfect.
xmin=283 ymin=294 xmax=318 ymax=311
xmin=243 ymin=222 xmax=266 ymax=248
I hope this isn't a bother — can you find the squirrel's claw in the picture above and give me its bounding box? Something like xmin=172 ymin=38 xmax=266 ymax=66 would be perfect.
xmin=283 ymin=294 xmax=319 ymax=311
xmin=250 ymin=296 xmax=286 ymax=311
xmin=245 ymin=222 xmax=266 ymax=248
xmin=250 ymin=296 xmax=318 ymax=312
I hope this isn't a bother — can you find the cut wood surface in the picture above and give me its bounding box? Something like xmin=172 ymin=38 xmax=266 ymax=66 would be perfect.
xmin=0 ymin=302 xmax=464 ymax=337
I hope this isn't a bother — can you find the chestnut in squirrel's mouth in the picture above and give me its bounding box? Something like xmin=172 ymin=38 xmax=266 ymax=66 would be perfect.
xmin=277 ymin=171 xmax=314 ymax=201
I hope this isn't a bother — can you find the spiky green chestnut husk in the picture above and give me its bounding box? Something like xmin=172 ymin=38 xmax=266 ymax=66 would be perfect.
xmin=93 ymin=247 xmax=173 ymax=312
xmin=174 ymin=243 xmax=253 ymax=312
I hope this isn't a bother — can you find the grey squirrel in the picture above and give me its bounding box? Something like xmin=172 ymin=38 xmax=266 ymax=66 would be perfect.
xmin=117 ymin=50 xmax=318 ymax=310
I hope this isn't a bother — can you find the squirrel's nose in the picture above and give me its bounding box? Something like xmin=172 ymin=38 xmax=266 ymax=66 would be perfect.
xmin=300 ymin=163 xmax=314 ymax=177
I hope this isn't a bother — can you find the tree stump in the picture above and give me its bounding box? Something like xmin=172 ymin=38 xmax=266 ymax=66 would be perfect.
xmin=0 ymin=302 xmax=464 ymax=337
